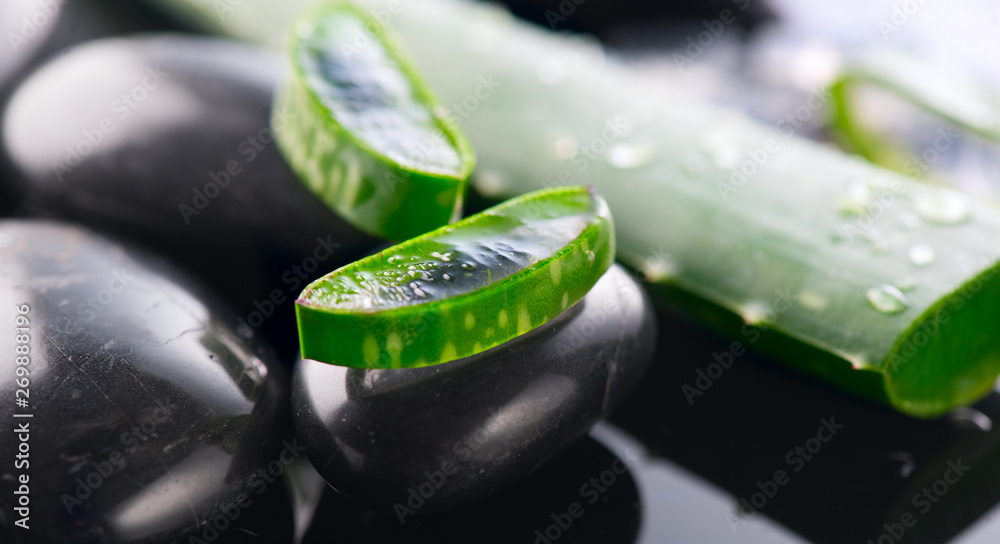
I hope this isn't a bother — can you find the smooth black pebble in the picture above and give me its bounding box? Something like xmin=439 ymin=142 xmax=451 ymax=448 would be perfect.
xmin=0 ymin=220 xmax=293 ymax=544
xmin=1 ymin=35 xmax=377 ymax=360
xmin=293 ymin=264 xmax=656 ymax=512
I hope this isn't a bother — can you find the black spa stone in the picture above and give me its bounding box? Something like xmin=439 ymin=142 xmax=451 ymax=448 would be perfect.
xmin=292 ymin=264 xmax=656 ymax=512
xmin=0 ymin=220 xmax=293 ymax=543
xmin=1 ymin=35 xmax=376 ymax=361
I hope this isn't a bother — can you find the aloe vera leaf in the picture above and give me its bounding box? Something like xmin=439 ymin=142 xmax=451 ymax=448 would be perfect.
xmin=339 ymin=0 xmax=1000 ymax=417
xmin=145 ymin=0 xmax=1000 ymax=417
xmin=830 ymin=49 xmax=1000 ymax=170
xmin=274 ymin=2 xmax=475 ymax=241
xmin=295 ymin=186 xmax=614 ymax=368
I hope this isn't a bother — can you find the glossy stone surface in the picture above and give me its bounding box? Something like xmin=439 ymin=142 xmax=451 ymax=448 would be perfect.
xmin=0 ymin=2 xmax=61 ymax=96
xmin=297 ymin=434 xmax=641 ymax=543
xmin=293 ymin=264 xmax=656 ymax=512
xmin=0 ymin=220 xmax=292 ymax=543
xmin=1 ymin=35 xmax=376 ymax=361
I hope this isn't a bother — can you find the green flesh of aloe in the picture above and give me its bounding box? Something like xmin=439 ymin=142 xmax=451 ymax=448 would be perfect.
xmin=274 ymin=2 xmax=475 ymax=241
xmin=147 ymin=0 xmax=1000 ymax=417
xmin=295 ymin=186 xmax=614 ymax=368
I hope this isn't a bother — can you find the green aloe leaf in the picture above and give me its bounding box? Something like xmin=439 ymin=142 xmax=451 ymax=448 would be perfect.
xmin=295 ymin=186 xmax=614 ymax=368
xmin=141 ymin=0 xmax=1000 ymax=417
xmin=273 ymin=2 xmax=475 ymax=241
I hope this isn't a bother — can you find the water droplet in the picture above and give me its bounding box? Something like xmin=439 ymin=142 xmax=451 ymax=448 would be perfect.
xmin=741 ymin=302 xmax=772 ymax=325
xmin=586 ymin=251 xmax=595 ymax=264
xmin=908 ymin=243 xmax=935 ymax=266
xmin=894 ymin=276 xmax=916 ymax=292
xmin=866 ymin=285 xmax=910 ymax=315
xmin=838 ymin=180 xmax=873 ymax=216
xmin=472 ymin=170 xmax=508 ymax=198
xmin=711 ymin=145 xmax=742 ymax=170
xmin=409 ymin=282 xmax=428 ymax=298
xmin=549 ymin=137 xmax=578 ymax=161
xmin=680 ymin=153 xmax=706 ymax=177
xmin=461 ymin=262 xmax=476 ymax=271
xmin=701 ymin=131 xmax=742 ymax=170
xmin=641 ymin=257 xmax=676 ymax=281
xmin=606 ymin=140 xmax=657 ymax=169
xmin=899 ymin=212 xmax=921 ymax=230
xmin=950 ymin=407 xmax=992 ymax=431
xmin=442 ymin=274 xmax=452 ymax=281
xmin=798 ymin=292 xmax=827 ymax=311
xmin=912 ymin=188 xmax=970 ymax=225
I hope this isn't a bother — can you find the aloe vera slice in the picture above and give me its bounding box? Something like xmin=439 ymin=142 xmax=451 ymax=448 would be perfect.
xmin=830 ymin=49 xmax=1000 ymax=171
xmin=141 ymin=0 xmax=1000 ymax=416
xmin=295 ymin=186 xmax=614 ymax=368
xmin=273 ymin=2 xmax=475 ymax=241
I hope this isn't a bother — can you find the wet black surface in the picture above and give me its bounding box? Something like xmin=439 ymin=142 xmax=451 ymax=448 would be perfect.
xmin=606 ymin=298 xmax=1000 ymax=544
xmin=294 ymin=264 xmax=656 ymax=512
xmin=1 ymin=35 xmax=377 ymax=363
xmin=0 ymin=220 xmax=293 ymax=544
xmin=297 ymin=434 xmax=642 ymax=544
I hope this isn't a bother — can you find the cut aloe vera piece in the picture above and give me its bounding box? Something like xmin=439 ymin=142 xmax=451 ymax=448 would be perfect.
xmin=141 ymin=0 xmax=1000 ymax=416
xmin=830 ymin=49 xmax=1000 ymax=171
xmin=295 ymin=186 xmax=614 ymax=368
xmin=273 ymin=2 xmax=475 ymax=241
